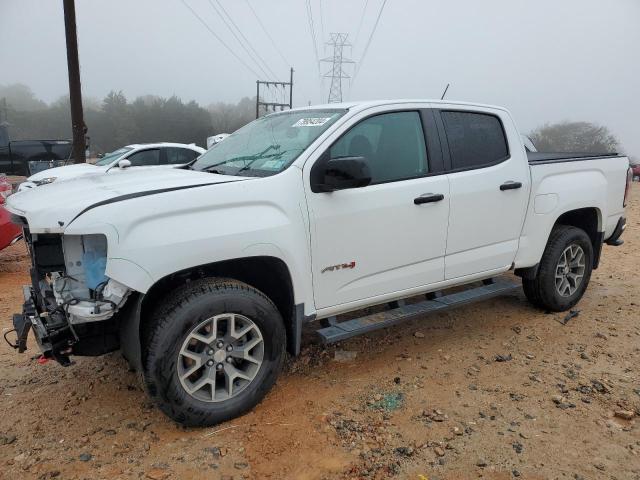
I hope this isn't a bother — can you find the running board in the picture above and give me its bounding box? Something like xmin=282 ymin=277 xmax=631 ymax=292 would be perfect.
xmin=316 ymin=278 xmax=520 ymax=344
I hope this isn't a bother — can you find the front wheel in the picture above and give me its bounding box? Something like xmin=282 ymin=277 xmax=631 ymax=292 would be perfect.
xmin=143 ymin=278 xmax=286 ymax=426
xmin=522 ymin=225 xmax=593 ymax=312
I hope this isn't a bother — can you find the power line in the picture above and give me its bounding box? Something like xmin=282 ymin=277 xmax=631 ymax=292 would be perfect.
xmin=179 ymin=0 xmax=260 ymax=78
xmin=353 ymin=0 xmax=370 ymax=47
xmin=243 ymin=0 xmax=290 ymax=68
xmin=318 ymin=0 xmax=325 ymax=49
xmin=205 ymin=0 xmax=273 ymax=80
xmin=305 ymin=0 xmax=321 ymax=76
xmin=212 ymin=0 xmax=279 ymax=80
xmin=353 ymin=0 xmax=387 ymax=81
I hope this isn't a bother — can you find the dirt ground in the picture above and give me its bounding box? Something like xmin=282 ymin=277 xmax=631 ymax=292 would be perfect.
xmin=1 ymin=187 xmax=638 ymax=480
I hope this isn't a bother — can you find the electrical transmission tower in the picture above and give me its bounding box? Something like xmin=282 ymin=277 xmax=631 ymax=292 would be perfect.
xmin=321 ymin=33 xmax=354 ymax=103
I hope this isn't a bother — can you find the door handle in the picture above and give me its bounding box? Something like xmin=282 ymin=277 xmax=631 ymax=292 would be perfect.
xmin=414 ymin=193 xmax=444 ymax=205
xmin=500 ymin=181 xmax=522 ymax=191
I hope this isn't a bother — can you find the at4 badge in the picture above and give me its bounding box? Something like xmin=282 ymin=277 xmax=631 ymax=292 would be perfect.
xmin=321 ymin=261 xmax=356 ymax=274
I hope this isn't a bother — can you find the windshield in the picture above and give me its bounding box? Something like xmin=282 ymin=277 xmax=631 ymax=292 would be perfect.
xmin=94 ymin=147 xmax=133 ymax=166
xmin=191 ymin=109 xmax=346 ymax=176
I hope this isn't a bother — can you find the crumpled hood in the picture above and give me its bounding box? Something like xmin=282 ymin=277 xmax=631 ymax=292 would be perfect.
xmin=7 ymin=167 xmax=244 ymax=232
xmin=28 ymin=163 xmax=101 ymax=182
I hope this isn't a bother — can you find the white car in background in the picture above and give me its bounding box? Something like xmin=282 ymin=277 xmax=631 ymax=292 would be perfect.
xmin=206 ymin=133 xmax=230 ymax=149
xmin=19 ymin=142 xmax=205 ymax=190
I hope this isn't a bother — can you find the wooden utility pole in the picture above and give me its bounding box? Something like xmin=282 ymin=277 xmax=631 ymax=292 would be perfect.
xmin=63 ymin=0 xmax=86 ymax=163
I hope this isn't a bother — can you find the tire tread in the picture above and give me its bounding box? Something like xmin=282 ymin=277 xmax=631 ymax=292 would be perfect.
xmin=522 ymin=225 xmax=593 ymax=312
xmin=142 ymin=277 xmax=286 ymax=426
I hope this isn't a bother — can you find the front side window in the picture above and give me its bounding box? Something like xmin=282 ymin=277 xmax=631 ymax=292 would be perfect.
xmin=94 ymin=147 xmax=133 ymax=166
xmin=191 ymin=109 xmax=346 ymax=177
xmin=441 ymin=111 xmax=509 ymax=170
xmin=328 ymin=111 xmax=428 ymax=184
xmin=126 ymin=149 xmax=160 ymax=166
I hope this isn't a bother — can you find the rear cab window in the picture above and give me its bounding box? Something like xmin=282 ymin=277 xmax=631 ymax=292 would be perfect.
xmin=440 ymin=111 xmax=509 ymax=170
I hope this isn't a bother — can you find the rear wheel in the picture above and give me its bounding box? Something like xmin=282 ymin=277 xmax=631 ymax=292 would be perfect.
xmin=143 ymin=278 xmax=286 ymax=426
xmin=522 ymin=225 xmax=593 ymax=312
xmin=522 ymin=277 xmax=543 ymax=308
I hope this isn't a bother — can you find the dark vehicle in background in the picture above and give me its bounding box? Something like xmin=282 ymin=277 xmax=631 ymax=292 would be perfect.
xmin=0 ymin=124 xmax=72 ymax=176
xmin=632 ymin=162 xmax=640 ymax=181
xmin=0 ymin=175 xmax=21 ymax=251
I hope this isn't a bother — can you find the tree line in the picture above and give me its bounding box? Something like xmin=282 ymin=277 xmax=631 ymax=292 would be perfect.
xmin=0 ymin=83 xmax=628 ymax=158
xmin=0 ymin=84 xmax=255 ymax=154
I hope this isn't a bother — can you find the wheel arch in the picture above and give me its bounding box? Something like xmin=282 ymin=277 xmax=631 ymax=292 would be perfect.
xmin=554 ymin=207 xmax=603 ymax=268
xmin=515 ymin=206 xmax=603 ymax=279
xmin=555 ymin=206 xmax=602 ymax=242
xmin=138 ymin=255 xmax=298 ymax=362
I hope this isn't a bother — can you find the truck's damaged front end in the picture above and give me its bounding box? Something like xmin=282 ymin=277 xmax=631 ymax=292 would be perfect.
xmin=9 ymin=216 xmax=131 ymax=366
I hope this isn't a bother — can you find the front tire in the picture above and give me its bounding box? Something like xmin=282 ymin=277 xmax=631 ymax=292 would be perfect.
xmin=522 ymin=225 xmax=593 ymax=312
xmin=143 ymin=278 xmax=286 ymax=427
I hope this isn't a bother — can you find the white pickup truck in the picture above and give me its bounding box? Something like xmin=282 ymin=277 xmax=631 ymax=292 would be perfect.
xmin=5 ymin=100 xmax=631 ymax=426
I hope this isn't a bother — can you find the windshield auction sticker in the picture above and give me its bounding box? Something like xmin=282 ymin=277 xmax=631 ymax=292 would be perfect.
xmin=292 ymin=117 xmax=332 ymax=127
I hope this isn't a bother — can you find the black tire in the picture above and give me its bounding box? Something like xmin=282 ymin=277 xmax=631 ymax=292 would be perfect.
xmin=522 ymin=277 xmax=543 ymax=308
xmin=522 ymin=225 xmax=593 ymax=312
xmin=143 ymin=278 xmax=286 ymax=427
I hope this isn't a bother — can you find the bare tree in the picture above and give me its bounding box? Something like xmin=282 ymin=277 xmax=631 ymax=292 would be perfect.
xmin=208 ymin=97 xmax=256 ymax=135
xmin=529 ymin=121 xmax=620 ymax=153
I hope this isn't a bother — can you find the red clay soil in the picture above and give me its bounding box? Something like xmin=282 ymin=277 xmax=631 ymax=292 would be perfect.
xmin=0 ymin=187 xmax=638 ymax=480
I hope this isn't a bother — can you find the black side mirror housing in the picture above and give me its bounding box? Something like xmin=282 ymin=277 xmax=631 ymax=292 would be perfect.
xmin=312 ymin=156 xmax=372 ymax=192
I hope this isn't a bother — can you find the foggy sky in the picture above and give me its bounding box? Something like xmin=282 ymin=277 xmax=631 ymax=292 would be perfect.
xmin=1 ymin=0 xmax=639 ymax=157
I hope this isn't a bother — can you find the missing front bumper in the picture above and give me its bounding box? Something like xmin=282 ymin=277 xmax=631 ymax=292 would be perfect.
xmin=5 ymin=286 xmax=37 ymax=353
xmin=5 ymin=313 xmax=31 ymax=353
xmin=8 ymin=285 xmax=73 ymax=366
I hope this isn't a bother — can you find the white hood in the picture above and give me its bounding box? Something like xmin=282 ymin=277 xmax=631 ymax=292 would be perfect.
xmin=28 ymin=163 xmax=103 ymax=182
xmin=7 ymin=167 xmax=245 ymax=233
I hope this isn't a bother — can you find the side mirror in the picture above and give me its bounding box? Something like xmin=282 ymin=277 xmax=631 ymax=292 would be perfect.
xmin=312 ymin=156 xmax=371 ymax=192
xmin=118 ymin=159 xmax=132 ymax=169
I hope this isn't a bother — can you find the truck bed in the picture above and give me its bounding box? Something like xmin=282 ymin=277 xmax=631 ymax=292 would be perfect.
xmin=527 ymin=151 xmax=622 ymax=164
xmin=516 ymin=151 xmax=629 ymax=269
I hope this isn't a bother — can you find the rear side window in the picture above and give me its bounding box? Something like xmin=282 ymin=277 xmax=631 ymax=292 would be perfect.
xmin=165 ymin=147 xmax=199 ymax=164
xmin=441 ymin=111 xmax=509 ymax=170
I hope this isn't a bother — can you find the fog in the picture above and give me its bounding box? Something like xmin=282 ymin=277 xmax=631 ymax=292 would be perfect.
xmin=1 ymin=0 xmax=639 ymax=156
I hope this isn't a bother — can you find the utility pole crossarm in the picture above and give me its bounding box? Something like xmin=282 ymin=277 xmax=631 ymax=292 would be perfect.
xmin=256 ymin=68 xmax=294 ymax=119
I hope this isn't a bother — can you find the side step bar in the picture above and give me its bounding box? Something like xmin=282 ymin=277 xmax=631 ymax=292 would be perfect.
xmin=316 ymin=278 xmax=520 ymax=344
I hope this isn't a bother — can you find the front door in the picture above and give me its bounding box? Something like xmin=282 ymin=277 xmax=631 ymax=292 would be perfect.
xmin=305 ymin=110 xmax=450 ymax=310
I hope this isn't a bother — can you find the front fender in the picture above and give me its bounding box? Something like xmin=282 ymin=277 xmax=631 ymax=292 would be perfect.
xmin=65 ymin=169 xmax=314 ymax=305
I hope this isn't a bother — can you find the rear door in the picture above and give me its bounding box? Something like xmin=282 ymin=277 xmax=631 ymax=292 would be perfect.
xmin=305 ymin=106 xmax=450 ymax=310
xmin=0 ymin=128 xmax=13 ymax=175
xmin=0 ymin=146 xmax=13 ymax=176
xmin=435 ymin=107 xmax=530 ymax=279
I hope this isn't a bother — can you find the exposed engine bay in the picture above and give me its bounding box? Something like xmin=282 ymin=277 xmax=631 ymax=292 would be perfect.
xmin=9 ymin=225 xmax=131 ymax=365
